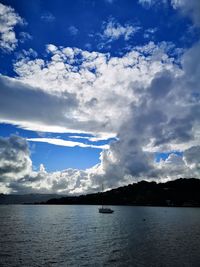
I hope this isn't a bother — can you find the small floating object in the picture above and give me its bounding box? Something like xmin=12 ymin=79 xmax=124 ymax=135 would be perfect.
xmin=99 ymin=207 xmax=114 ymax=214
xmin=98 ymin=184 xmax=114 ymax=214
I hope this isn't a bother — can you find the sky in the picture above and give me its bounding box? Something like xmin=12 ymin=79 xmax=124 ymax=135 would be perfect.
xmin=0 ymin=0 xmax=200 ymax=194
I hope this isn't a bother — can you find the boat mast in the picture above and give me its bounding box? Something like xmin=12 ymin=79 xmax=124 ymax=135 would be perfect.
xmin=102 ymin=183 xmax=104 ymax=209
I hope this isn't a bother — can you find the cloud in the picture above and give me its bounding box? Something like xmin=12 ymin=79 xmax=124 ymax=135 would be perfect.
xmin=101 ymin=18 xmax=141 ymax=42
xmin=19 ymin=32 xmax=32 ymax=43
xmin=144 ymin=28 xmax=157 ymax=39
xmin=139 ymin=0 xmax=200 ymax=27
xmin=0 ymin=133 xmax=199 ymax=195
xmin=68 ymin=26 xmax=79 ymax=36
xmin=0 ymin=3 xmax=24 ymax=52
xmin=171 ymin=0 xmax=200 ymax=27
xmin=0 ymin=33 xmax=200 ymax=193
xmin=27 ymin=137 xmax=109 ymax=150
xmin=100 ymin=41 xmax=200 ymax=183
xmin=16 ymin=48 xmax=38 ymax=60
xmin=0 ymin=135 xmax=102 ymax=194
xmin=68 ymin=133 xmax=116 ymax=142
xmin=183 ymin=146 xmax=200 ymax=171
xmin=0 ymin=74 xmax=79 ymax=133
xmin=10 ymin=41 xmax=176 ymax=138
xmin=0 ymin=136 xmax=32 ymax=190
xmin=41 ymin=12 xmax=55 ymax=22
xmin=138 ymin=0 xmax=168 ymax=8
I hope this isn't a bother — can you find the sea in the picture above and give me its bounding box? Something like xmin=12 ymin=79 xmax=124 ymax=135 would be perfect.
xmin=0 ymin=205 xmax=200 ymax=267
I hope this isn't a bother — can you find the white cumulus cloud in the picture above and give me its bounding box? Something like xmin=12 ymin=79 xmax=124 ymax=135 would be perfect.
xmin=10 ymin=41 xmax=175 ymax=138
xmin=0 ymin=2 xmax=24 ymax=52
xmin=102 ymin=18 xmax=141 ymax=41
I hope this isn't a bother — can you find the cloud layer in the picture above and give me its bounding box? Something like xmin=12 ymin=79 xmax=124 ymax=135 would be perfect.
xmin=0 ymin=133 xmax=199 ymax=194
xmin=27 ymin=137 xmax=109 ymax=150
xmin=1 ymin=41 xmax=200 ymax=193
xmin=0 ymin=0 xmax=200 ymax=194
xmin=11 ymin=41 xmax=175 ymax=136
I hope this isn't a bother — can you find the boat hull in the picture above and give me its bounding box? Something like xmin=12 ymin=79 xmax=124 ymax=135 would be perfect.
xmin=99 ymin=208 xmax=114 ymax=213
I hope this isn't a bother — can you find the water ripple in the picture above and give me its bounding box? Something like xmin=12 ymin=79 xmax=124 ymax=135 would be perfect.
xmin=1 ymin=205 xmax=200 ymax=267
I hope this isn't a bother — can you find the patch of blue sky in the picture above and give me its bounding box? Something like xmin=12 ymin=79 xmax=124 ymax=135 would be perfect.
xmin=31 ymin=142 xmax=102 ymax=172
xmin=0 ymin=123 xmax=111 ymax=171
xmin=0 ymin=123 xmax=114 ymax=144
xmin=0 ymin=123 xmax=39 ymax=138
xmin=155 ymin=151 xmax=183 ymax=162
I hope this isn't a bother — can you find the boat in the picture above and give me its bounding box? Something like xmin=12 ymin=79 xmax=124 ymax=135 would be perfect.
xmin=99 ymin=207 xmax=114 ymax=213
xmin=98 ymin=184 xmax=114 ymax=214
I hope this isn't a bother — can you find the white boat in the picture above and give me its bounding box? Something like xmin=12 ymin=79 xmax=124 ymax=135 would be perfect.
xmin=98 ymin=184 xmax=114 ymax=214
xmin=99 ymin=207 xmax=114 ymax=213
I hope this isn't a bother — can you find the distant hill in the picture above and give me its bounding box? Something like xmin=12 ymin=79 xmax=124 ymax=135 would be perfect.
xmin=1 ymin=178 xmax=200 ymax=206
xmin=0 ymin=193 xmax=64 ymax=204
xmin=39 ymin=178 xmax=200 ymax=207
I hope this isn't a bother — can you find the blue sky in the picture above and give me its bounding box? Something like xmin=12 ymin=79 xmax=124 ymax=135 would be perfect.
xmin=0 ymin=0 xmax=200 ymax=194
xmin=1 ymin=0 xmax=199 ymax=76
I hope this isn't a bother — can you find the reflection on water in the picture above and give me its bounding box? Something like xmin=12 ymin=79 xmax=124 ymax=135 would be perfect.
xmin=1 ymin=205 xmax=200 ymax=266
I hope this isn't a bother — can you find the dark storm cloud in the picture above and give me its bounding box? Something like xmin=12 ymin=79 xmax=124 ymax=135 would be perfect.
xmin=0 ymin=135 xmax=31 ymax=181
xmin=100 ymin=46 xmax=200 ymax=183
xmin=148 ymin=70 xmax=173 ymax=99
xmin=184 ymin=146 xmax=200 ymax=170
xmin=0 ymin=75 xmax=78 ymax=128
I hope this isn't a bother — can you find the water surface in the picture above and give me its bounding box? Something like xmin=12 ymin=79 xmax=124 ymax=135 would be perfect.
xmin=1 ymin=205 xmax=200 ymax=266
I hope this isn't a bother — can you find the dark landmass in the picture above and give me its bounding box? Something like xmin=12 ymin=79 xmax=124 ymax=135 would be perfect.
xmin=1 ymin=178 xmax=200 ymax=206
xmin=0 ymin=193 xmax=64 ymax=204
xmin=38 ymin=178 xmax=200 ymax=207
